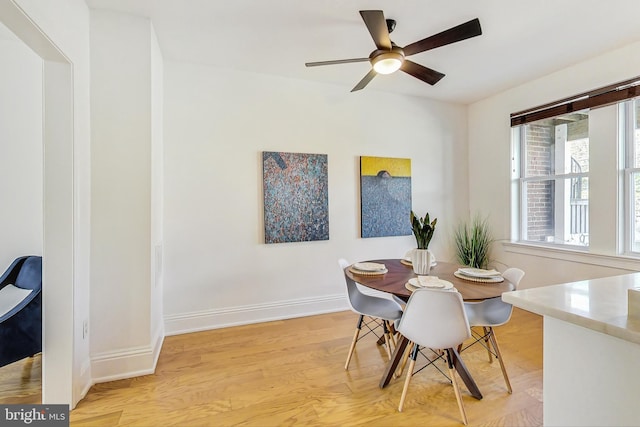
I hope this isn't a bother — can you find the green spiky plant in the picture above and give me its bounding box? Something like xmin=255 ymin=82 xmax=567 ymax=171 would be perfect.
xmin=454 ymin=214 xmax=493 ymax=269
xmin=410 ymin=211 xmax=437 ymax=249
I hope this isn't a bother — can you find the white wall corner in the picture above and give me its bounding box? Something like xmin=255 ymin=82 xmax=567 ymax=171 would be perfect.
xmin=90 ymin=328 xmax=165 ymax=384
xmin=164 ymin=294 xmax=349 ymax=336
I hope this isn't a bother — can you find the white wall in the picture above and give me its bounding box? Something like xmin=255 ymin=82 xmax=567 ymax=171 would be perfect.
xmin=5 ymin=0 xmax=469 ymax=398
xmin=90 ymin=9 xmax=163 ymax=381
xmin=0 ymin=38 xmax=42 ymax=266
xmin=163 ymin=62 xmax=469 ymax=333
xmin=468 ymin=40 xmax=640 ymax=288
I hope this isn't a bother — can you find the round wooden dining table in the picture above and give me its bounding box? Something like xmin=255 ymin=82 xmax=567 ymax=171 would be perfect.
xmin=345 ymin=259 xmax=514 ymax=302
xmin=344 ymin=259 xmax=515 ymax=399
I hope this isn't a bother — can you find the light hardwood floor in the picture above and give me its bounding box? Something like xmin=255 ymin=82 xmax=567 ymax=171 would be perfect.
xmin=0 ymin=353 xmax=41 ymax=404
xmin=1 ymin=308 xmax=543 ymax=426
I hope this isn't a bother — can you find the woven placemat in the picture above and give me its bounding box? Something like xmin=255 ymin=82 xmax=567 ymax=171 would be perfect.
xmin=405 ymin=282 xmax=418 ymax=292
xmin=453 ymin=271 xmax=504 ymax=283
xmin=349 ymin=266 xmax=388 ymax=276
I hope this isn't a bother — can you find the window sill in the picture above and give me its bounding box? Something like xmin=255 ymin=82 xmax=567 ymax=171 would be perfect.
xmin=502 ymin=241 xmax=640 ymax=272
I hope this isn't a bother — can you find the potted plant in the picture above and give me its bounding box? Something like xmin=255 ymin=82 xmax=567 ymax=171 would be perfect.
xmin=410 ymin=211 xmax=437 ymax=275
xmin=453 ymin=213 xmax=493 ymax=269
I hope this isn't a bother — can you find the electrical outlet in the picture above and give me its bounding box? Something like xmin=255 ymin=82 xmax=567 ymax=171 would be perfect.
xmin=83 ymin=320 xmax=89 ymax=339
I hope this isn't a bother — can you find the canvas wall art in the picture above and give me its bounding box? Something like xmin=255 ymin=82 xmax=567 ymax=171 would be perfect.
xmin=360 ymin=156 xmax=412 ymax=238
xmin=263 ymin=151 xmax=329 ymax=244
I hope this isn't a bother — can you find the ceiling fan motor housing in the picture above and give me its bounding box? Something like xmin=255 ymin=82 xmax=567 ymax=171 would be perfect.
xmin=386 ymin=19 xmax=396 ymax=33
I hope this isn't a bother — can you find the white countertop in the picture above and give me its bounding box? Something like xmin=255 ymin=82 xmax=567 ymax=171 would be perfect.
xmin=502 ymin=272 xmax=640 ymax=345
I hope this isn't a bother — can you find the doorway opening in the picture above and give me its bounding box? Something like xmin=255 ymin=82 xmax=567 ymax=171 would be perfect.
xmin=0 ymin=1 xmax=77 ymax=405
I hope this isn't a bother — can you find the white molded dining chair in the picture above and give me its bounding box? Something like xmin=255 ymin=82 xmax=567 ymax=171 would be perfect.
xmin=339 ymin=258 xmax=403 ymax=370
xmin=396 ymin=287 xmax=471 ymax=424
xmin=460 ymin=267 xmax=525 ymax=394
xmin=340 ymin=258 xmax=406 ymax=306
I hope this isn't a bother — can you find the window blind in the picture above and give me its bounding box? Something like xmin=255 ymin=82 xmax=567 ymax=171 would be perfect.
xmin=510 ymin=76 xmax=640 ymax=127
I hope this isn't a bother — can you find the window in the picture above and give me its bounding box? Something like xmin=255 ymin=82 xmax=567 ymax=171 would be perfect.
xmin=511 ymin=76 xmax=640 ymax=254
xmin=514 ymin=111 xmax=590 ymax=247
xmin=621 ymin=98 xmax=640 ymax=253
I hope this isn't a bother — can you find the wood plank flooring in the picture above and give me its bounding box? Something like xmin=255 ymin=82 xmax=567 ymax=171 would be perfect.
xmin=1 ymin=308 xmax=543 ymax=426
xmin=0 ymin=354 xmax=41 ymax=404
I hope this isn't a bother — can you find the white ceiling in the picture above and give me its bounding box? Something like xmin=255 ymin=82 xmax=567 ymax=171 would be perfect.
xmin=76 ymin=1 xmax=640 ymax=103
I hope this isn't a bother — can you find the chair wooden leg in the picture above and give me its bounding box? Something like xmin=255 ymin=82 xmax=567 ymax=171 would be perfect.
xmin=394 ymin=340 xmax=412 ymax=379
xmin=398 ymin=359 xmax=416 ymax=412
xmin=398 ymin=353 xmax=417 ymax=412
xmin=345 ymin=315 xmax=363 ymax=370
xmin=488 ymin=327 xmax=512 ymax=393
xmin=447 ymin=349 xmax=468 ymax=425
xmin=383 ymin=321 xmax=393 ymax=360
xmin=21 ymin=356 xmax=35 ymax=379
xmin=449 ymin=366 xmax=468 ymax=425
xmin=483 ymin=326 xmax=493 ymax=363
xmin=387 ymin=321 xmax=397 ymax=348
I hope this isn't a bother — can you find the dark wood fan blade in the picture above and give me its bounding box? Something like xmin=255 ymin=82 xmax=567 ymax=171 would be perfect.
xmin=403 ymin=18 xmax=481 ymax=57
xmin=359 ymin=10 xmax=392 ymax=50
xmin=351 ymin=69 xmax=377 ymax=92
xmin=400 ymin=60 xmax=445 ymax=85
xmin=305 ymin=58 xmax=369 ymax=67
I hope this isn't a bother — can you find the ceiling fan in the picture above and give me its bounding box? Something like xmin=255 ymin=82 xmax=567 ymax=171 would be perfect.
xmin=305 ymin=10 xmax=482 ymax=92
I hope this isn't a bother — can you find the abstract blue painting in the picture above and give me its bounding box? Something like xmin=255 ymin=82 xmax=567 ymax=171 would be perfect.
xmin=360 ymin=156 xmax=412 ymax=238
xmin=263 ymin=151 xmax=329 ymax=243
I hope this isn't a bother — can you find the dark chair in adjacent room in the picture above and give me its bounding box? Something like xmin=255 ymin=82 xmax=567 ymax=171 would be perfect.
xmin=0 ymin=256 xmax=42 ymax=368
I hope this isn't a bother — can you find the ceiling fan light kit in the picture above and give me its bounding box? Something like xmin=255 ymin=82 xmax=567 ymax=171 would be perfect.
xmin=371 ymin=49 xmax=404 ymax=74
xmin=305 ymin=10 xmax=482 ymax=92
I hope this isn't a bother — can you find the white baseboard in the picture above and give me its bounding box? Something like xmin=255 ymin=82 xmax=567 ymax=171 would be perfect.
xmin=164 ymin=294 xmax=349 ymax=336
xmin=90 ymin=327 xmax=165 ymax=384
xmin=88 ymin=296 xmax=347 ymax=383
xmin=72 ymin=358 xmax=93 ymax=409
